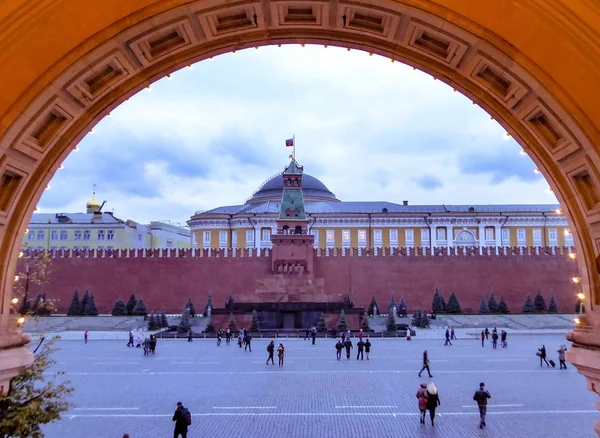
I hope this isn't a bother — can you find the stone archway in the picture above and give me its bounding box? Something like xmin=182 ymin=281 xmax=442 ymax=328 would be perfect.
xmin=454 ymin=229 xmax=477 ymax=247
xmin=0 ymin=0 xmax=600 ymax=428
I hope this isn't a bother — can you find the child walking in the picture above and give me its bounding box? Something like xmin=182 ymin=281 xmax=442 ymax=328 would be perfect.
xmin=278 ymin=343 xmax=285 ymax=367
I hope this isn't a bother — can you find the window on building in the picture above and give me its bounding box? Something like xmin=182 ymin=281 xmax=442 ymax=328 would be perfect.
xmin=60 ymin=230 xmax=68 ymax=240
xmin=82 ymin=246 xmax=90 ymax=251
xmin=533 ymin=228 xmax=542 ymax=241
xmin=357 ymin=230 xmax=366 ymax=241
xmin=83 ymin=230 xmax=91 ymax=240
xmin=517 ymin=228 xmax=526 ymax=241
xmin=74 ymin=230 xmax=82 ymax=240
xmin=51 ymin=230 xmax=58 ymax=240
xmin=436 ymin=228 xmax=446 ymax=241
xmin=98 ymin=230 xmax=105 ymax=240
xmin=231 ymin=231 xmax=238 ymax=248
xmin=312 ymin=230 xmax=319 ymax=247
xmin=261 ymin=229 xmax=271 ymax=241
xmin=485 ymin=228 xmax=494 ymax=240
xmin=106 ymin=246 xmax=114 ymax=251
xmin=549 ymin=228 xmax=557 ymax=242
xmin=405 ymin=229 xmax=414 ymax=242
xmin=137 ymin=233 xmax=143 ymax=242
xmin=59 ymin=246 xmax=67 ymax=251
xmin=389 ymin=229 xmax=398 ymax=242
xmin=374 ymin=229 xmax=382 ymax=241
xmin=501 ymin=228 xmax=510 ymax=243
xmin=27 ymin=230 xmax=35 ymax=241
xmin=203 ymin=231 xmax=211 ymax=249
xmin=166 ymin=240 xmax=173 ymax=248
xmin=73 ymin=246 xmax=81 ymax=251
xmin=420 ymin=229 xmax=429 ymax=243
xmin=342 ymin=230 xmax=350 ymax=242
xmin=219 ymin=231 xmax=228 ymax=248
xmin=246 ymin=230 xmax=254 ymax=248
xmin=37 ymin=230 xmax=45 ymax=240
xmin=50 ymin=246 xmax=57 ymax=251
xmin=97 ymin=246 xmax=105 ymax=251
xmin=107 ymin=230 xmax=114 ymax=241
xmin=326 ymin=230 xmax=335 ymax=248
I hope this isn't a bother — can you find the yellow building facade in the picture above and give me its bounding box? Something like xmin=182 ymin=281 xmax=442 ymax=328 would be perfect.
xmin=188 ymin=170 xmax=572 ymax=251
xmin=24 ymin=197 xmax=191 ymax=252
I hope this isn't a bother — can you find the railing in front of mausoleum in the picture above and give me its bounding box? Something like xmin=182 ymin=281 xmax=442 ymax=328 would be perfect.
xmin=23 ymin=245 xmax=575 ymax=259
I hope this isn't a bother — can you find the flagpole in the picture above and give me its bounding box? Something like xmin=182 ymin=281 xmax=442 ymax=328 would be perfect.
xmin=293 ymin=134 xmax=296 ymax=161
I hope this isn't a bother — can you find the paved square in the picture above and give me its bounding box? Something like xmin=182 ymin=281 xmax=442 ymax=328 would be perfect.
xmin=42 ymin=334 xmax=597 ymax=437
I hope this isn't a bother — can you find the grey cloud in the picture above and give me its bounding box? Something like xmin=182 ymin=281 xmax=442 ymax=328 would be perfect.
xmin=457 ymin=145 xmax=539 ymax=184
xmin=412 ymin=174 xmax=443 ymax=190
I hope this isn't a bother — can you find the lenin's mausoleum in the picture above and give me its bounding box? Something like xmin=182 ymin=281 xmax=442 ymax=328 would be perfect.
xmin=24 ymin=159 xmax=579 ymax=329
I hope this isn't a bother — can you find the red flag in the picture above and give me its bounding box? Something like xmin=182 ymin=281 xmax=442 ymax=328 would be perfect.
xmin=285 ymin=138 xmax=294 ymax=147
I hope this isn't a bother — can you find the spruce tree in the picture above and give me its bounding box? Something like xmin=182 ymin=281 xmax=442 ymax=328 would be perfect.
xmin=534 ymin=290 xmax=547 ymax=312
xmin=132 ymin=299 xmax=148 ymax=316
xmin=386 ymin=312 xmax=397 ymax=332
xmin=225 ymin=295 xmax=234 ymax=309
xmin=432 ymin=288 xmax=446 ymax=313
xmin=67 ymin=291 xmax=81 ymax=316
xmin=79 ymin=290 xmax=89 ymax=316
xmin=398 ymin=297 xmax=407 ymax=316
xmin=368 ymin=297 xmax=379 ymax=316
xmin=147 ymin=313 xmax=159 ymax=330
xmin=498 ymin=295 xmax=510 ymax=314
xmin=316 ymin=313 xmax=327 ymax=332
xmin=185 ymin=298 xmax=196 ymax=317
xmin=84 ymin=293 xmax=98 ymax=316
xmin=126 ymin=294 xmax=137 ymax=316
xmin=227 ymin=313 xmax=237 ymax=332
xmin=160 ymin=312 xmax=169 ymax=328
xmin=548 ymin=295 xmax=559 ymax=313
xmin=204 ymin=293 xmax=213 ymax=316
xmin=111 ymin=299 xmax=127 ymax=316
xmin=388 ymin=296 xmax=397 ymax=313
xmin=336 ymin=309 xmax=348 ymax=332
xmin=478 ymin=296 xmax=490 ymax=314
xmin=250 ymin=310 xmax=261 ymax=332
xmin=522 ymin=295 xmax=536 ymax=313
xmin=445 ymin=292 xmax=462 ymax=314
xmin=178 ymin=307 xmax=192 ymax=333
xmin=204 ymin=319 xmax=215 ymax=333
xmin=361 ymin=312 xmax=371 ymax=332
xmin=488 ymin=294 xmax=499 ymax=314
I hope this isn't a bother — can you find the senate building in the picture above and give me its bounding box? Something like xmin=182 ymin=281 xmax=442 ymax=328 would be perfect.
xmin=187 ymin=165 xmax=573 ymax=253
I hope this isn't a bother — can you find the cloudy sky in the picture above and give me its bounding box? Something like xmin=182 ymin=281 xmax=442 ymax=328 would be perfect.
xmin=39 ymin=45 xmax=557 ymax=225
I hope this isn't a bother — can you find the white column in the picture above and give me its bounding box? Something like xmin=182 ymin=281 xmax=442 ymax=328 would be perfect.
xmin=446 ymin=225 xmax=453 ymax=255
xmin=478 ymin=225 xmax=485 ymax=255
xmin=254 ymin=225 xmax=259 ymax=250
xmin=494 ymin=225 xmax=502 ymax=254
xmin=430 ymin=226 xmax=436 ymax=254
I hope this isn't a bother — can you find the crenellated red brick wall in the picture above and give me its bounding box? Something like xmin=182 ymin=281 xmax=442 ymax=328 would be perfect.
xmin=20 ymin=247 xmax=579 ymax=315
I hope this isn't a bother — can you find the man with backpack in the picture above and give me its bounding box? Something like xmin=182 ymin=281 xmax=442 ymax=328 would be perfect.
xmin=173 ymin=401 xmax=191 ymax=437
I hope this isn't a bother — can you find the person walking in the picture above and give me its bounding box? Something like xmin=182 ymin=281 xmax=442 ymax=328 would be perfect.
xmin=187 ymin=329 xmax=192 ymax=342
xmin=344 ymin=337 xmax=353 ymax=360
xmin=335 ymin=340 xmax=343 ymax=361
xmin=425 ymin=383 xmax=440 ymax=426
xmin=444 ymin=329 xmax=452 ymax=346
xmin=266 ymin=340 xmax=275 ymax=365
xmin=480 ymin=330 xmax=485 ymax=347
xmin=84 ymin=330 xmax=88 ymax=344
xmin=305 ymin=328 xmax=310 ymax=340
xmin=484 ymin=327 xmax=489 ymax=340
xmin=418 ymin=350 xmax=433 ymax=378
xmin=217 ymin=330 xmax=222 ymax=346
xmin=127 ymin=330 xmax=134 ymax=348
xmin=225 ymin=328 xmax=231 ymax=345
xmin=245 ymin=332 xmax=252 ymax=352
xmin=143 ymin=336 xmax=150 ymax=356
xmin=172 ymin=401 xmax=190 ymax=438
xmin=491 ymin=331 xmax=498 ymax=349
xmin=450 ymin=327 xmax=456 ymax=340
xmin=149 ymin=335 xmax=157 ymax=354
xmin=277 ymin=343 xmax=285 ymax=367
xmin=558 ymin=345 xmax=568 ymax=370
xmin=358 ymin=329 xmax=364 ymax=342
xmin=365 ymin=338 xmax=371 ymax=360
xmin=416 ymin=383 xmax=428 ymax=424
xmin=473 ymin=382 xmax=491 ymax=429
xmin=501 ymin=330 xmax=507 ymax=348
xmin=356 ymin=338 xmax=365 ymax=360
xmin=538 ymin=345 xmax=550 ymax=367
xmin=311 ymin=327 xmax=317 ymax=345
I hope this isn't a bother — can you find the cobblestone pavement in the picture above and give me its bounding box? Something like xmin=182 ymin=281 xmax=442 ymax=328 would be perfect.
xmin=42 ymin=334 xmax=597 ymax=438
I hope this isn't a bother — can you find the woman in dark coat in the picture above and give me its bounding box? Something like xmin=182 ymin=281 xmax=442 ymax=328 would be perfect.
xmin=425 ymin=383 xmax=440 ymax=426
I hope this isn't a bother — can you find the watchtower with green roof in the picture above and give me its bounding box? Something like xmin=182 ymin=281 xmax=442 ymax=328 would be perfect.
xmin=270 ymin=159 xmax=314 ymax=274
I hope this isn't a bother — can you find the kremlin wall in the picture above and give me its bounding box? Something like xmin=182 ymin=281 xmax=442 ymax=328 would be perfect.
xmin=20 ymin=159 xmax=580 ymax=328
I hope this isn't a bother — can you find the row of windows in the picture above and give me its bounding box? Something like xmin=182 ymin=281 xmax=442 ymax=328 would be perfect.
xmin=27 ymin=246 xmax=117 ymax=251
xmin=199 ymin=227 xmax=572 ymax=248
xmin=27 ymin=229 xmax=115 ymax=241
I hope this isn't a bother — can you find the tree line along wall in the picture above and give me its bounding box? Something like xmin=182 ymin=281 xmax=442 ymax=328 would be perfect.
xmin=21 ymin=251 xmax=580 ymax=314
